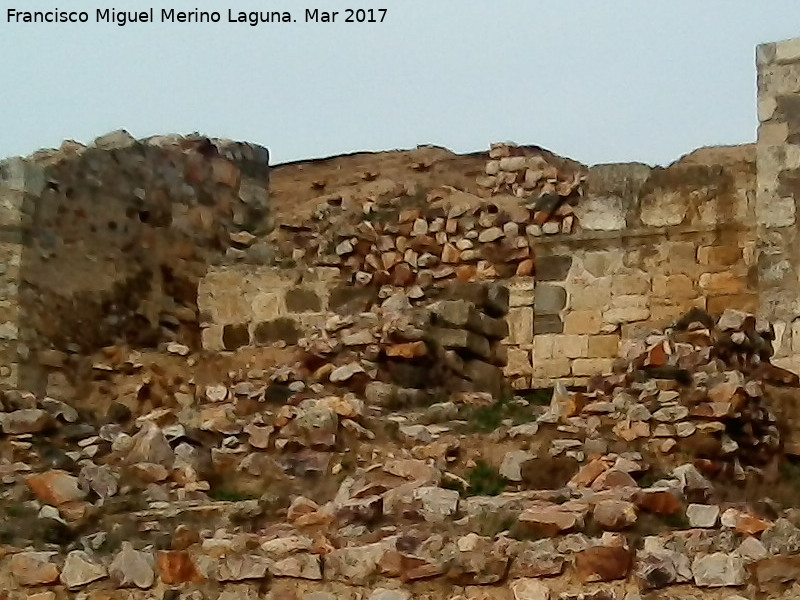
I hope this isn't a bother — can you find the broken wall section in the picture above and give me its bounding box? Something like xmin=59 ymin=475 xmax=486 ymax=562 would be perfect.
xmin=526 ymin=157 xmax=757 ymax=388
xmin=756 ymin=37 xmax=800 ymax=373
xmin=0 ymin=131 xmax=271 ymax=396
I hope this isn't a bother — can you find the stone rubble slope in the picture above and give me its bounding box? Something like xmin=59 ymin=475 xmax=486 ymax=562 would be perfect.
xmin=3 ymin=303 xmax=800 ymax=598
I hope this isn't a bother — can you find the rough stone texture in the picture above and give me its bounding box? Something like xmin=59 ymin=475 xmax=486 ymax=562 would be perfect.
xmin=0 ymin=131 xmax=270 ymax=393
xmin=757 ymin=37 xmax=800 ymax=375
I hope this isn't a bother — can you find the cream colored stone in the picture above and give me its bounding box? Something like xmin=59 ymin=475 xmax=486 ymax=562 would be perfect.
xmin=505 ymin=348 xmax=533 ymax=377
xmin=507 ymin=307 xmax=534 ymax=345
xmin=568 ymin=278 xmax=611 ymax=311
xmin=588 ymin=335 xmax=620 ymax=358
xmin=533 ymin=335 xmax=555 ymax=360
xmin=551 ymin=335 xmax=589 ymax=359
xmin=612 ymin=272 xmax=651 ymax=296
xmin=653 ymin=274 xmax=695 ymax=299
xmin=573 ymin=197 xmax=626 ymax=231
xmin=533 ymin=359 xmax=571 ymax=380
xmin=760 ymin=121 xmax=790 ymax=146
xmin=604 ymin=295 xmax=649 ymax=325
xmin=758 ymin=94 xmax=777 ymax=122
xmin=251 ymin=292 xmax=285 ymax=321
xmin=775 ymin=37 xmax=800 ymax=62
xmin=201 ymin=325 xmax=224 ymax=352
xmin=640 ymin=191 xmax=687 ymax=226
xmin=571 ymin=358 xmax=614 ymax=377
xmin=564 ymin=310 xmax=602 ymax=335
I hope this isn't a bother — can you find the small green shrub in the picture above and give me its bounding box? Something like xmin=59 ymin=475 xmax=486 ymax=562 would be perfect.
xmin=466 ymin=460 xmax=507 ymax=496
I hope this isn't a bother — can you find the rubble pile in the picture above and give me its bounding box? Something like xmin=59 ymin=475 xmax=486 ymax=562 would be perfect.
xmin=268 ymin=143 xmax=586 ymax=290
xmin=478 ymin=142 xmax=585 ymax=226
xmin=299 ymin=282 xmax=512 ymax=399
xmin=537 ymin=308 xmax=799 ymax=480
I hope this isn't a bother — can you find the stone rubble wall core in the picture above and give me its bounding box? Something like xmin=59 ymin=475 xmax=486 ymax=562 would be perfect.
xmin=0 ymin=131 xmax=270 ymax=395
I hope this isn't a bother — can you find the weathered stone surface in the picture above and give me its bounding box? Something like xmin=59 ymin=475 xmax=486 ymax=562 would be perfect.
xmin=10 ymin=551 xmax=60 ymax=586
xmin=60 ymin=550 xmax=107 ymax=589
xmin=26 ymin=470 xmax=86 ymax=506
xmin=109 ymin=542 xmax=155 ymax=589
xmin=575 ymin=545 xmax=632 ymax=582
xmin=691 ymin=552 xmax=745 ymax=587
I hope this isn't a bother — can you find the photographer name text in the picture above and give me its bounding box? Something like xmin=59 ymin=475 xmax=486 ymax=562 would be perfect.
xmin=5 ymin=7 xmax=388 ymax=26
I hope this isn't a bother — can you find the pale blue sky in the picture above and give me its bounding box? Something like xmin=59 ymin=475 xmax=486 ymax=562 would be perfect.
xmin=1 ymin=1 xmax=798 ymax=166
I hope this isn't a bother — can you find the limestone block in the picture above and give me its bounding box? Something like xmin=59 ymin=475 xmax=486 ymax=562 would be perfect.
xmin=249 ymin=292 xmax=285 ymax=322
xmin=603 ymin=295 xmax=649 ymax=325
xmin=568 ymin=278 xmax=611 ymax=311
xmin=572 ymin=358 xmax=614 ymax=377
xmin=507 ymin=307 xmax=534 ymax=345
xmin=588 ymin=335 xmax=620 ymax=358
xmin=551 ymin=335 xmax=589 ymax=359
xmin=509 ymin=277 xmax=535 ymax=307
xmin=533 ymin=358 xmax=571 ymax=380
xmin=564 ymin=310 xmax=602 ymax=335
xmin=201 ymin=325 xmax=224 ymax=351
xmin=699 ymin=272 xmax=747 ymax=295
xmin=759 ymin=121 xmax=790 ymax=146
xmin=697 ymin=245 xmax=742 ymax=267
xmin=505 ymin=348 xmax=533 ymax=377
xmin=612 ymin=272 xmax=651 ymax=296
xmin=533 ymin=335 xmax=555 ymax=361
xmin=579 ymin=251 xmax=625 ymax=278
xmin=653 ymin=274 xmax=696 ymax=299
xmin=775 ymin=38 xmax=800 ymax=62
xmin=767 ymin=63 xmax=800 ymax=95
xmin=573 ymin=196 xmax=626 ymax=230
xmin=640 ymin=192 xmax=687 ymax=227
xmin=706 ymin=294 xmax=758 ymax=315
xmin=534 ymin=284 xmax=567 ymax=315
xmin=759 ymin=94 xmax=778 ymax=122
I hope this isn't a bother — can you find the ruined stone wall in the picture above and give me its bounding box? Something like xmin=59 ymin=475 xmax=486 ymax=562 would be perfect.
xmin=0 ymin=131 xmax=270 ymax=395
xmin=529 ymin=157 xmax=757 ymax=388
xmin=756 ymin=37 xmax=800 ymax=374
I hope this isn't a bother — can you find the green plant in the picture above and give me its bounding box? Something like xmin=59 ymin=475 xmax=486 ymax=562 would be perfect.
xmin=465 ymin=460 xmax=507 ymax=496
xmin=462 ymin=395 xmax=537 ymax=433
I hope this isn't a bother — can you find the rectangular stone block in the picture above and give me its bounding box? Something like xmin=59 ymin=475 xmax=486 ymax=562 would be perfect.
xmin=508 ymin=277 xmax=535 ymax=307
xmin=535 ymin=255 xmax=572 ymax=281
xmin=533 ymin=358 xmax=571 ymax=380
xmin=611 ymin=272 xmax=651 ymax=296
xmin=588 ymin=335 xmax=620 ymax=358
xmin=551 ymin=335 xmax=589 ymax=359
xmin=507 ymin=307 xmax=534 ymax=345
xmin=0 ymin=191 xmax=24 ymax=227
xmin=533 ymin=335 xmax=555 ymax=360
xmin=571 ymin=358 xmax=614 ymax=377
xmin=603 ymin=295 xmax=650 ymax=325
xmin=504 ymin=348 xmax=533 ymax=377
xmin=652 ymin=274 xmax=696 ymax=299
xmin=534 ymin=284 xmax=566 ymax=315
xmin=697 ymin=245 xmax=743 ymax=267
xmin=568 ymin=279 xmax=610 ymax=311
xmin=698 ymin=272 xmax=747 ymax=295
xmin=564 ymin=310 xmax=602 ymax=335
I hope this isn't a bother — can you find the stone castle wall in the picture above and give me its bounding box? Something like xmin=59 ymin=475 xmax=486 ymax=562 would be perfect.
xmin=0 ymin=36 xmax=797 ymax=394
xmin=0 ymin=131 xmax=270 ymax=395
xmin=756 ymin=37 xmax=800 ymax=374
xmin=529 ymin=158 xmax=757 ymax=387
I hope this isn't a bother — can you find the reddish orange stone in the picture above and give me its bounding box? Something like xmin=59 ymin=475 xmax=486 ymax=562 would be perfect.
xmin=157 ymin=551 xmax=201 ymax=584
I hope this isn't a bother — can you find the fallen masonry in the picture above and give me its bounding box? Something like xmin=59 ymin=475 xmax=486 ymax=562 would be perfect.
xmin=0 ymin=306 xmax=800 ymax=599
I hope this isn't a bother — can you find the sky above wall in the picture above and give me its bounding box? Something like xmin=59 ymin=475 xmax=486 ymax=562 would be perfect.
xmin=1 ymin=1 xmax=799 ymax=166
